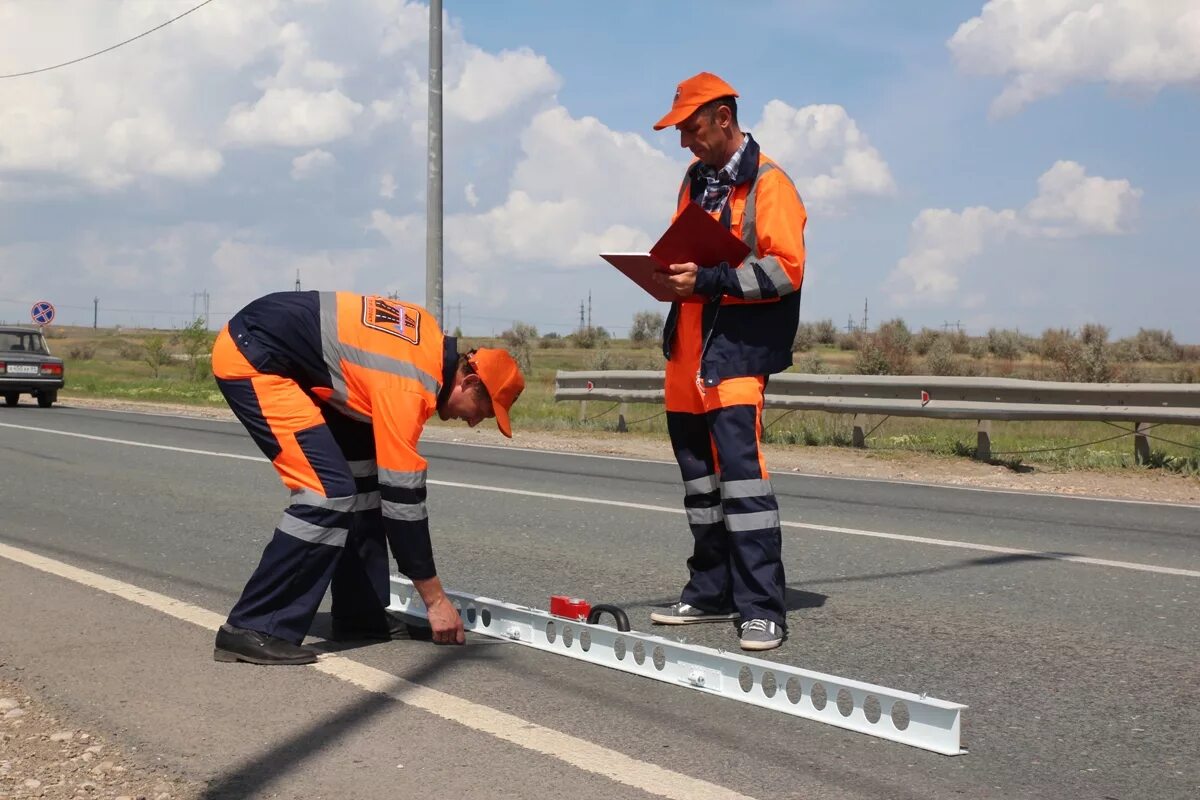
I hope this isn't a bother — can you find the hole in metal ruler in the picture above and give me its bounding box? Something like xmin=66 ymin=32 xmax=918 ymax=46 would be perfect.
xmin=891 ymin=700 xmax=910 ymax=731
xmin=738 ymin=666 xmax=754 ymax=693
xmin=836 ymin=688 xmax=854 ymax=717
xmin=545 ymin=620 xmax=557 ymax=643
xmin=810 ymin=682 xmax=827 ymax=710
xmin=633 ymin=641 xmax=646 ymax=665
xmin=652 ymin=646 xmax=666 ymax=671
xmin=761 ymin=671 xmax=778 ymax=698
xmin=481 ymin=609 xmax=492 ymax=627
xmin=562 ymin=625 xmax=574 ymax=648
xmin=465 ymin=605 xmax=477 ymax=625
xmin=785 ymin=676 xmax=803 ymax=704
xmin=580 ymin=629 xmax=592 ymax=652
xmin=613 ymin=636 xmax=627 ymax=661
xmin=863 ymin=695 xmax=882 ymax=724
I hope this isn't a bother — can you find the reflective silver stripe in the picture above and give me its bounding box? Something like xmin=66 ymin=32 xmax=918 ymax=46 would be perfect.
xmin=383 ymin=500 xmax=428 ymax=522
xmin=725 ymin=509 xmax=781 ymax=532
xmin=340 ymin=343 xmax=440 ymax=395
xmin=721 ymin=478 xmax=774 ymax=499
xmin=319 ymin=292 xmax=351 ymax=409
xmin=739 ymin=162 xmax=801 ymax=299
xmin=379 ymin=467 xmax=427 ymax=489
xmin=686 ymin=505 xmax=724 ymax=526
xmin=684 ymin=474 xmax=719 ymax=495
xmin=348 ymin=459 xmax=377 ymax=478
xmin=353 ymin=491 xmax=381 ymax=512
xmin=277 ymin=512 xmax=348 ymax=547
xmin=289 ymin=488 xmax=356 ymax=513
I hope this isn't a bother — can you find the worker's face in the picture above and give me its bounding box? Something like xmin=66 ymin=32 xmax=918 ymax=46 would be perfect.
xmin=677 ymin=106 xmax=732 ymax=167
xmin=439 ymin=373 xmax=495 ymax=428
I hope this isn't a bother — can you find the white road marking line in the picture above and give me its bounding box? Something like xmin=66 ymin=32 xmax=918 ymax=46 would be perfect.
xmin=58 ymin=404 xmax=1200 ymax=509
xmin=4 ymin=421 xmax=1197 ymax=579
xmin=0 ymin=540 xmax=753 ymax=800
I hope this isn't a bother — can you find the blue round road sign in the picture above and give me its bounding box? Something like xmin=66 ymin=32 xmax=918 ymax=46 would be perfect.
xmin=31 ymin=301 xmax=55 ymax=326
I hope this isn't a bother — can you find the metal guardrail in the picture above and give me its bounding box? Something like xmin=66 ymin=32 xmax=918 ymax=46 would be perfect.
xmin=555 ymin=371 xmax=1200 ymax=461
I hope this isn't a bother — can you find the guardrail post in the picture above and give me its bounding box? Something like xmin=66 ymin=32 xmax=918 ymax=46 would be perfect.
xmin=976 ymin=420 xmax=991 ymax=461
xmin=579 ymin=399 xmax=587 ymax=422
xmin=1134 ymin=422 xmax=1150 ymax=465
xmin=852 ymin=414 xmax=866 ymax=448
xmin=616 ymin=402 xmax=628 ymax=433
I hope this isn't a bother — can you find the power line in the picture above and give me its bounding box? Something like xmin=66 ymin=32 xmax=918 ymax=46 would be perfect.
xmin=0 ymin=0 xmax=218 ymax=80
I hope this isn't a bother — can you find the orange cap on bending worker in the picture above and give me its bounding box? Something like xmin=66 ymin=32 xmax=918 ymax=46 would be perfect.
xmin=467 ymin=348 xmax=525 ymax=438
xmin=653 ymin=72 xmax=739 ymax=131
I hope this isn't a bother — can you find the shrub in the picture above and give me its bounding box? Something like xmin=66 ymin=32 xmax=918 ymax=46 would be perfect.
xmin=913 ymin=328 xmax=941 ymax=356
xmin=1129 ymin=328 xmax=1181 ymax=362
xmin=143 ymin=335 xmax=170 ymax=378
xmin=875 ymin=319 xmax=913 ymax=375
xmin=500 ymin=321 xmax=537 ymax=373
xmin=947 ymin=330 xmax=970 ymax=354
xmin=792 ymin=323 xmax=816 ymax=352
xmin=812 ymin=319 xmax=838 ymax=345
xmin=852 ymin=338 xmax=891 ymax=375
xmin=836 ymin=332 xmax=861 ymax=351
xmin=968 ymin=338 xmax=987 ymax=359
xmin=796 ymin=352 xmax=826 ymax=374
xmin=924 ymin=337 xmax=959 ymax=376
xmin=174 ymin=317 xmax=215 ymax=382
xmin=1039 ymin=328 xmax=1075 ymax=362
xmin=987 ymin=328 xmax=1023 ymax=360
xmin=117 ymin=341 xmax=143 ymax=361
xmin=539 ymin=332 xmax=565 ymax=349
xmin=67 ymin=344 xmax=96 ymax=360
xmin=570 ymin=327 xmax=609 ymax=349
xmin=629 ymin=311 xmax=664 ymax=346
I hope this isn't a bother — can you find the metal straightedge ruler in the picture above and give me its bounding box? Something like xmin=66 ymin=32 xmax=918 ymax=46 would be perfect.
xmin=389 ymin=577 xmax=967 ymax=755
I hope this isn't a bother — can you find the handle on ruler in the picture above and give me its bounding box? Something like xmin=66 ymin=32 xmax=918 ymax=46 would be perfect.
xmin=586 ymin=604 xmax=631 ymax=631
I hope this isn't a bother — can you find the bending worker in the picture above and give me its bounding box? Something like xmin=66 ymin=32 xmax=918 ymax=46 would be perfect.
xmin=649 ymin=72 xmax=807 ymax=651
xmin=210 ymin=290 xmax=524 ymax=665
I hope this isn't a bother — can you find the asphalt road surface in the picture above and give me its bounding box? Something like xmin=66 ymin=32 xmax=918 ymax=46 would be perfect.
xmin=1 ymin=403 xmax=1197 ymax=799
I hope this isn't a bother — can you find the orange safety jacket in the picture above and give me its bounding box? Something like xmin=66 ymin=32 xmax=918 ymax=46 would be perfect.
xmin=227 ymin=290 xmax=453 ymax=578
xmin=661 ymin=134 xmax=807 ymax=386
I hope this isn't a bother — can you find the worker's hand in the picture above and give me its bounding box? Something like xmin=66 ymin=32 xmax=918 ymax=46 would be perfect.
xmin=425 ymin=594 xmax=466 ymax=645
xmin=652 ymin=262 xmax=698 ymax=298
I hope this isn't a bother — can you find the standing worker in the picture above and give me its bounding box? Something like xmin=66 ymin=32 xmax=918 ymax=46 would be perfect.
xmin=648 ymin=72 xmax=807 ymax=651
xmin=210 ymin=290 xmax=524 ymax=665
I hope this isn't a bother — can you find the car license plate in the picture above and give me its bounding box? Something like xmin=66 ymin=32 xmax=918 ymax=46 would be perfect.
xmin=6 ymin=365 xmax=38 ymax=374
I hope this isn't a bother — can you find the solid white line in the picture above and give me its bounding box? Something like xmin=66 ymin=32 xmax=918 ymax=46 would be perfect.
xmin=4 ymin=421 xmax=1197 ymax=579
xmin=430 ymin=481 xmax=1200 ymax=579
xmin=0 ymin=540 xmax=752 ymax=800
xmin=58 ymin=402 xmax=1200 ymax=509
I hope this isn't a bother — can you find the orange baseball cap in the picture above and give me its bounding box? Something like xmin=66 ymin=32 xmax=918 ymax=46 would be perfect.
xmin=653 ymin=72 xmax=739 ymax=131
xmin=467 ymin=348 xmax=525 ymax=438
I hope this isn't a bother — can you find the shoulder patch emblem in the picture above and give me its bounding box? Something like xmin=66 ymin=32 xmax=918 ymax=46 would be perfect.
xmin=362 ymin=296 xmax=420 ymax=345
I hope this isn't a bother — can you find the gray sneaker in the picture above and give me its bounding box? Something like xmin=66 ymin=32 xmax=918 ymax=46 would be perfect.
xmin=738 ymin=619 xmax=784 ymax=651
xmin=650 ymin=602 xmax=739 ymax=625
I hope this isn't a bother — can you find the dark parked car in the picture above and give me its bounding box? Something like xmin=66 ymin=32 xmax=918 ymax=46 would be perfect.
xmin=0 ymin=326 xmax=65 ymax=407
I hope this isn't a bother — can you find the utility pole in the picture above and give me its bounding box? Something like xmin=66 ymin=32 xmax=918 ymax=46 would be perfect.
xmin=579 ymin=301 xmax=585 ymax=332
xmin=587 ymin=291 xmax=592 ymax=332
xmin=425 ymin=0 xmax=444 ymax=329
xmin=862 ymin=298 xmax=869 ymax=332
xmin=295 ymin=269 xmax=302 ymax=291
xmin=93 ymin=297 xmax=98 ymax=329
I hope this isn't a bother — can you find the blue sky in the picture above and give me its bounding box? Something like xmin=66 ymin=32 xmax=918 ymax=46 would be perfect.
xmin=1 ymin=0 xmax=1197 ymax=340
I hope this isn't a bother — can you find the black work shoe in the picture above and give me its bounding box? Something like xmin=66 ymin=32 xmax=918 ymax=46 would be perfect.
xmin=330 ymin=610 xmax=434 ymax=642
xmin=213 ymin=624 xmax=318 ymax=665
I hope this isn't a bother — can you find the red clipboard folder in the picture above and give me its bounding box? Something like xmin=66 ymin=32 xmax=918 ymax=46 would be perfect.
xmin=600 ymin=203 xmax=751 ymax=302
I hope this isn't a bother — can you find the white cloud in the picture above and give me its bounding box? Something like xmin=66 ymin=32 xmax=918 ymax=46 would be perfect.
xmin=379 ymin=173 xmax=398 ymax=198
xmin=291 ymin=148 xmax=335 ymax=180
xmin=887 ymin=161 xmax=1141 ymax=305
xmin=750 ymin=101 xmax=895 ymax=211
xmin=950 ymin=0 xmax=1200 ymax=117
xmin=1024 ymin=160 xmax=1142 ymax=236
xmin=464 ymin=183 xmax=479 ymax=207
xmin=224 ymin=88 xmax=363 ymax=148
xmin=445 ymin=47 xmax=561 ymax=123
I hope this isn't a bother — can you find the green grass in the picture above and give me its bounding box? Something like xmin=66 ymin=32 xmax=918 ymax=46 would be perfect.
xmin=46 ymin=325 xmax=1200 ymax=477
